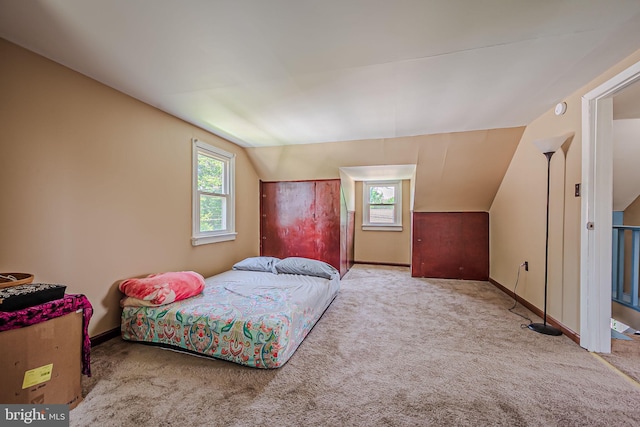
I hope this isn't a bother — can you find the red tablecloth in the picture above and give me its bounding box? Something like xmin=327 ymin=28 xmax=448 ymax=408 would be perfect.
xmin=0 ymin=293 xmax=93 ymax=376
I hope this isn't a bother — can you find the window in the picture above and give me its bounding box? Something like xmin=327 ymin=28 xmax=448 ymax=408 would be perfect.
xmin=362 ymin=180 xmax=402 ymax=231
xmin=192 ymin=138 xmax=236 ymax=245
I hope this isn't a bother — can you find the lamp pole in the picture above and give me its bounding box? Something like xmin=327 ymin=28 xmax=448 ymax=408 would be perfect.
xmin=528 ymin=151 xmax=562 ymax=336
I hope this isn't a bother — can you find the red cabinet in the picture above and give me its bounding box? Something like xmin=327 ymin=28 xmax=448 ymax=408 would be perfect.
xmin=411 ymin=212 xmax=489 ymax=280
xmin=260 ymin=180 xmax=353 ymax=277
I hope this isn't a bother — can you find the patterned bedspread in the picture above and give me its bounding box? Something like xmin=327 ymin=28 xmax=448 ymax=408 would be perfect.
xmin=121 ymin=269 xmax=339 ymax=368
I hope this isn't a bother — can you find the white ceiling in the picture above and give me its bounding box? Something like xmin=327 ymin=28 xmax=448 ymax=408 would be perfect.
xmin=1 ymin=1 xmax=640 ymax=148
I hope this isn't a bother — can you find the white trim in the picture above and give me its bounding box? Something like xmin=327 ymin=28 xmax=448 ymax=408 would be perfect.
xmin=362 ymin=180 xmax=403 ymax=228
xmin=191 ymin=232 xmax=238 ymax=246
xmin=362 ymin=225 xmax=403 ymax=232
xmin=191 ymin=138 xmax=236 ymax=246
xmin=581 ymin=60 xmax=640 ymax=353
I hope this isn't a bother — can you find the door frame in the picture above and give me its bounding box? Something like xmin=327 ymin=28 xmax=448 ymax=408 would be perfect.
xmin=581 ymin=60 xmax=640 ymax=353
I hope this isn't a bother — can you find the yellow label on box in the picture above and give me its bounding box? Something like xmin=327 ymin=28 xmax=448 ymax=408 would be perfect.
xmin=22 ymin=363 xmax=53 ymax=389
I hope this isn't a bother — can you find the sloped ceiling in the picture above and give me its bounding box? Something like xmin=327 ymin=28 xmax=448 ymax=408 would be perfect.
xmin=1 ymin=1 xmax=640 ymax=148
xmin=247 ymin=127 xmax=525 ymax=211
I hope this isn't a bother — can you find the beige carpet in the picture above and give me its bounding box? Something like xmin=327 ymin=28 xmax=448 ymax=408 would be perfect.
xmin=601 ymin=333 xmax=640 ymax=384
xmin=72 ymin=265 xmax=640 ymax=426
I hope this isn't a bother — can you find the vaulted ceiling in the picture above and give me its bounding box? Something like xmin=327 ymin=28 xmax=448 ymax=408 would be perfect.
xmin=2 ymin=1 xmax=640 ymax=148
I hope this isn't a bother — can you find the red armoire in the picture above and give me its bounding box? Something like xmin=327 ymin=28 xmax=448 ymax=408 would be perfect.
xmin=260 ymin=179 xmax=354 ymax=277
xmin=411 ymin=212 xmax=489 ymax=280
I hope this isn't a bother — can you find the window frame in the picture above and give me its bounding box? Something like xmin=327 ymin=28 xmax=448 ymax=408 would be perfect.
xmin=191 ymin=138 xmax=236 ymax=246
xmin=362 ymin=180 xmax=402 ymax=231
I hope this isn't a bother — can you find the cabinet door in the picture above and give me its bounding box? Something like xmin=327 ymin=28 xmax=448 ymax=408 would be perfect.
xmin=260 ymin=179 xmax=348 ymax=275
xmin=261 ymin=181 xmax=317 ymax=259
xmin=314 ymin=180 xmax=341 ymax=270
xmin=411 ymin=212 xmax=489 ymax=280
xmin=412 ymin=213 xmax=462 ymax=278
xmin=460 ymin=212 xmax=489 ymax=280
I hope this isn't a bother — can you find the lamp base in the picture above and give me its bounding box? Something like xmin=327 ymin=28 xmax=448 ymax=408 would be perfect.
xmin=528 ymin=323 xmax=562 ymax=336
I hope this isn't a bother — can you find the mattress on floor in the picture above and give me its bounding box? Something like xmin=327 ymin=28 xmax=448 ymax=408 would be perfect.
xmin=121 ymin=269 xmax=339 ymax=368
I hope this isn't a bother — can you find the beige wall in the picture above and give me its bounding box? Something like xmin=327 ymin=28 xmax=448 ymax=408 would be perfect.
xmin=354 ymin=180 xmax=412 ymax=265
xmin=623 ymin=195 xmax=640 ymax=225
xmin=490 ymin=48 xmax=640 ymax=334
xmin=246 ymin=129 xmax=524 ymax=267
xmin=245 ymin=127 xmax=524 ymax=212
xmin=0 ymin=39 xmax=260 ymax=336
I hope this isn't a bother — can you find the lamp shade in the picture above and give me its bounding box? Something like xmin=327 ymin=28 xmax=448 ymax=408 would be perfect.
xmin=532 ymin=132 xmax=574 ymax=154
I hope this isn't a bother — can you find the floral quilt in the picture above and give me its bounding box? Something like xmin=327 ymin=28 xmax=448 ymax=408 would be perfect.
xmin=121 ymin=269 xmax=339 ymax=368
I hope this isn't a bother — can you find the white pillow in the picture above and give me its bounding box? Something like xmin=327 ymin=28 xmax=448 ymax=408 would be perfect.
xmin=232 ymin=256 xmax=280 ymax=273
xmin=274 ymin=257 xmax=338 ymax=279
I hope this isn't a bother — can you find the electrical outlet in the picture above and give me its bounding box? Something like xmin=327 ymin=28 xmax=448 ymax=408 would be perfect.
xmin=524 ymin=261 xmax=528 ymax=271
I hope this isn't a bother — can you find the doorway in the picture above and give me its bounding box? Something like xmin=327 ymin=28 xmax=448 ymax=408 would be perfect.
xmin=581 ymin=60 xmax=640 ymax=353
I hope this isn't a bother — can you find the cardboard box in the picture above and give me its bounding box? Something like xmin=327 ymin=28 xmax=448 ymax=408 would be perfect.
xmin=0 ymin=311 xmax=83 ymax=409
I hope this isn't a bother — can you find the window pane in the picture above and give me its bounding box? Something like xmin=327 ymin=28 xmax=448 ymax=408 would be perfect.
xmin=369 ymin=186 xmax=395 ymax=204
xmin=369 ymin=205 xmax=395 ymax=223
xmin=198 ymin=153 xmax=224 ymax=193
xmin=200 ymin=195 xmax=226 ymax=232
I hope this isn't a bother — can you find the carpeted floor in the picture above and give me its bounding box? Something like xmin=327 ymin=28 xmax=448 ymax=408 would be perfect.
xmin=601 ymin=333 xmax=640 ymax=384
xmin=71 ymin=265 xmax=640 ymax=426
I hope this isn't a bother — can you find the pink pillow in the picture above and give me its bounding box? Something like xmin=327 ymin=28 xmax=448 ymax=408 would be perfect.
xmin=119 ymin=271 xmax=205 ymax=307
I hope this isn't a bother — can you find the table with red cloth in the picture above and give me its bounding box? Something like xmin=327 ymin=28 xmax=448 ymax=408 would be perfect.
xmin=0 ymin=293 xmax=93 ymax=376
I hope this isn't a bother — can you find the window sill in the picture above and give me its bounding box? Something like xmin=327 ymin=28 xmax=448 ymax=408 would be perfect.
xmin=191 ymin=232 xmax=237 ymax=246
xmin=362 ymin=225 xmax=403 ymax=232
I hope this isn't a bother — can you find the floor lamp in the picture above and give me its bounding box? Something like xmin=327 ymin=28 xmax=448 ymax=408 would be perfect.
xmin=529 ymin=133 xmax=573 ymax=336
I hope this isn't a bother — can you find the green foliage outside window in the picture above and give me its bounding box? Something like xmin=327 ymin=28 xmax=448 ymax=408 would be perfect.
xmin=198 ymin=153 xmax=226 ymax=232
xmin=369 ymin=186 xmax=395 ymax=204
xmin=369 ymin=186 xmax=395 ymax=224
xmin=198 ymin=154 xmax=223 ymax=193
